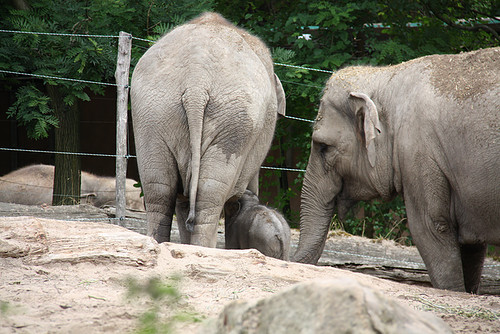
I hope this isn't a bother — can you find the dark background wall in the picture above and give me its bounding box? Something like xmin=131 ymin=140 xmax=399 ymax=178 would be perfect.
xmin=0 ymin=87 xmax=139 ymax=179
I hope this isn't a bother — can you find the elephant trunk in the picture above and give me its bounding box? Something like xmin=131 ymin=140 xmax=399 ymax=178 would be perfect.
xmin=293 ymin=155 xmax=340 ymax=264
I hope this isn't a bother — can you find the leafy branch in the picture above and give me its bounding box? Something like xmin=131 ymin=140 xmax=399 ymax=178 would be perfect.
xmin=7 ymin=85 xmax=59 ymax=139
xmin=421 ymin=0 xmax=500 ymax=42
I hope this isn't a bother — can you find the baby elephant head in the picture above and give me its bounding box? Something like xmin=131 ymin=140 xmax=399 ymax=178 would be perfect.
xmin=225 ymin=190 xmax=291 ymax=261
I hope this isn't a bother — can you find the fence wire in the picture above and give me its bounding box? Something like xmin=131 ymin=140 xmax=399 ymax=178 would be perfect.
xmin=0 ymin=29 xmax=334 ymax=74
xmin=131 ymin=36 xmax=156 ymax=43
xmin=0 ymin=177 xmax=141 ymax=198
xmin=283 ymin=114 xmax=315 ymax=123
xmin=0 ymin=69 xmax=123 ymax=87
xmin=0 ymin=29 xmax=120 ymax=39
xmin=261 ymin=165 xmax=306 ymax=173
xmin=274 ymin=62 xmax=334 ymax=74
xmin=0 ymin=147 xmax=127 ymax=158
xmin=0 ymin=147 xmax=304 ymax=173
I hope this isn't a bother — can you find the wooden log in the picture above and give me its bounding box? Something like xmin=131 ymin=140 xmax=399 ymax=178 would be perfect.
xmin=0 ymin=216 xmax=158 ymax=267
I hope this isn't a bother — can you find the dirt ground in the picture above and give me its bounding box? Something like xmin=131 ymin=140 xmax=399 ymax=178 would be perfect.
xmin=1 ymin=215 xmax=499 ymax=333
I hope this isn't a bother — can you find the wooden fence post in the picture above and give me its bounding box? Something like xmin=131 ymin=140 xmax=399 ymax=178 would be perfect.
xmin=115 ymin=31 xmax=132 ymax=224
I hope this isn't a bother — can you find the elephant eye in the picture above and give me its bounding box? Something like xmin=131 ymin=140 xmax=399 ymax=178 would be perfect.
xmin=319 ymin=143 xmax=329 ymax=155
xmin=318 ymin=143 xmax=332 ymax=163
xmin=317 ymin=142 xmax=339 ymax=171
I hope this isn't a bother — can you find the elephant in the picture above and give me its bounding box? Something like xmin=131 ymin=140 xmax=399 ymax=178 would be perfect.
xmin=224 ymin=190 xmax=291 ymax=260
xmin=0 ymin=164 xmax=144 ymax=210
xmin=294 ymin=47 xmax=500 ymax=293
xmin=130 ymin=12 xmax=286 ymax=247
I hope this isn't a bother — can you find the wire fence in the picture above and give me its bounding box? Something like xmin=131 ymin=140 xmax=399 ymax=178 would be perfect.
xmin=0 ymin=28 xmax=318 ymax=171
xmin=0 ymin=27 xmax=313 ymax=230
xmin=0 ymin=29 xmax=120 ymax=39
xmin=0 ymin=69 xmax=123 ymax=87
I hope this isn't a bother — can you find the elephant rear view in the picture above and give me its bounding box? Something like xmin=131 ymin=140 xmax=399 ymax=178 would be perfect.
xmin=131 ymin=12 xmax=285 ymax=247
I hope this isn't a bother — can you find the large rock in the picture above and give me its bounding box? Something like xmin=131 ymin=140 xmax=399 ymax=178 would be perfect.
xmin=206 ymin=278 xmax=453 ymax=334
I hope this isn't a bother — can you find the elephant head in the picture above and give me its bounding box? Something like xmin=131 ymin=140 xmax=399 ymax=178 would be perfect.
xmin=294 ymin=83 xmax=395 ymax=264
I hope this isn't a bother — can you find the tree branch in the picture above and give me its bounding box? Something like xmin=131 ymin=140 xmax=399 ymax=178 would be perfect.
xmin=470 ymin=9 xmax=500 ymax=22
xmin=424 ymin=2 xmax=500 ymax=42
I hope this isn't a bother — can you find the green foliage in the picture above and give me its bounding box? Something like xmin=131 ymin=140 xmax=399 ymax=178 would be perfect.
xmin=487 ymin=245 xmax=500 ymax=261
xmin=125 ymin=275 xmax=202 ymax=334
xmin=126 ymin=276 xmax=181 ymax=302
xmin=2 ymin=1 xmax=112 ymax=138
xmin=133 ymin=182 xmax=144 ymax=197
xmin=369 ymin=39 xmax=416 ymax=64
xmin=0 ymin=301 xmax=9 ymax=315
xmin=7 ymin=85 xmax=59 ymax=139
xmin=376 ymin=0 xmax=499 ymax=61
xmin=333 ymin=196 xmax=411 ymax=245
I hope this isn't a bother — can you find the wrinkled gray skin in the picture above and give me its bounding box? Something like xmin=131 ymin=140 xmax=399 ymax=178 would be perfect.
xmin=224 ymin=190 xmax=291 ymax=260
xmin=130 ymin=12 xmax=285 ymax=247
xmin=0 ymin=164 xmax=144 ymax=210
xmin=295 ymin=47 xmax=500 ymax=293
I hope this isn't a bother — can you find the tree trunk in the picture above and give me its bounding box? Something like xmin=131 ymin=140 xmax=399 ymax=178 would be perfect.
xmin=46 ymin=85 xmax=81 ymax=206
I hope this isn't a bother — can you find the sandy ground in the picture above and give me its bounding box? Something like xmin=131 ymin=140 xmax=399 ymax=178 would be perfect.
xmin=1 ymin=216 xmax=499 ymax=333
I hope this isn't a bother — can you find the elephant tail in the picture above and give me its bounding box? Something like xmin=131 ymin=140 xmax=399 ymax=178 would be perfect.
xmin=182 ymin=88 xmax=209 ymax=233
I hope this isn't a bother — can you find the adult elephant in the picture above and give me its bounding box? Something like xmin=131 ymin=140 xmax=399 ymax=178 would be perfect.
xmin=131 ymin=12 xmax=285 ymax=247
xmin=294 ymin=47 xmax=500 ymax=293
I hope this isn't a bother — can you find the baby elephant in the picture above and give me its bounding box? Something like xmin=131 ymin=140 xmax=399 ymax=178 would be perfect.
xmin=224 ymin=190 xmax=291 ymax=261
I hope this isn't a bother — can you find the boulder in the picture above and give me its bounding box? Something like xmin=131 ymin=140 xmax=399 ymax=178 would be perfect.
xmin=206 ymin=278 xmax=453 ymax=334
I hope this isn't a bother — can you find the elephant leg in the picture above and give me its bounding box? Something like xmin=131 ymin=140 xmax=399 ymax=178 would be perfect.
xmin=138 ymin=148 xmax=178 ymax=243
xmin=189 ymin=191 xmax=223 ymax=247
xmin=404 ymin=199 xmax=465 ymax=291
xmin=189 ymin=157 xmax=239 ymax=247
xmin=175 ymin=196 xmax=191 ymax=244
xmin=143 ymin=182 xmax=177 ymax=243
xmin=460 ymin=243 xmax=486 ymax=294
xmin=402 ymin=160 xmax=469 ymax=291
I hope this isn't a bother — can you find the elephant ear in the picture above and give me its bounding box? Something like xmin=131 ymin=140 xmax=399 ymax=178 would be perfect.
xmin=349 ymin=92 xmax=381 ymax=167
xmin=274 ymin=73 xmax=286 ymax=116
